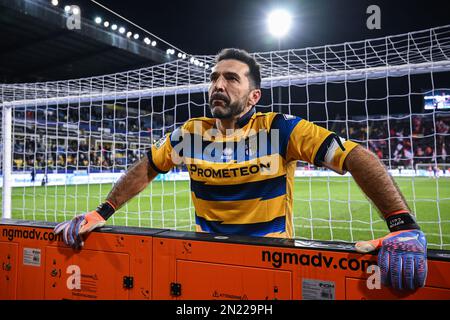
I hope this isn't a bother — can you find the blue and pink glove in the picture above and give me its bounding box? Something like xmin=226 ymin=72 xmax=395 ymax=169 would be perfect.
xmin=355 ymin=210 xmax=427 ymax=290
xmin=53 ymin=201 xmax=116 ymax=250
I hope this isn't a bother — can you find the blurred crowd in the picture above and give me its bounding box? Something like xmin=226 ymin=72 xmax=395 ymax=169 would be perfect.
xmin=13 ymin=139 xmax=146 ymax=172
xmin=15 ymin=105 xmax=174 ymax=136
xmin=334 ymin=114 xmax=450 ymax=168
xmin=11 ymin=112 xmax=450 ymax=172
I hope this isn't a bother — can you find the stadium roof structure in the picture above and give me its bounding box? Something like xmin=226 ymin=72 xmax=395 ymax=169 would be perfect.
xmin=0 ymin=0 xmax=172 ymax=84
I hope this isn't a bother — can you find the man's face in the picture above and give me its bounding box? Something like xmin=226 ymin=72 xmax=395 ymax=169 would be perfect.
xmin=208 ymin=59 xmax=253 ymax=119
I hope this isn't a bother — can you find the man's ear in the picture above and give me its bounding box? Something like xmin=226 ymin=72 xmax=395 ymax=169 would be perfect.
xmin=249 ymin=89 xmax=262 ymax=106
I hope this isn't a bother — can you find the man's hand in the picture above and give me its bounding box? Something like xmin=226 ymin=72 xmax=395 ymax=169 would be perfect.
xmin=355 ymin=229 xmax=427 ymax=290
xmin=53 ymin=211 xmax=106 ymax=250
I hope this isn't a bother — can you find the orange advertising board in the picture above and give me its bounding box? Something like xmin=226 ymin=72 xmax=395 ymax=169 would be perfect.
xmin=1 ymin=219 xmax=449 ymax=300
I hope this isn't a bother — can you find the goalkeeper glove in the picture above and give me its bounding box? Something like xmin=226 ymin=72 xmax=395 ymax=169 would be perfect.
xmin=355 ymin=210 xmax=427 ymax=290
xmin=53 ymin=201 xmax=116 ymax=250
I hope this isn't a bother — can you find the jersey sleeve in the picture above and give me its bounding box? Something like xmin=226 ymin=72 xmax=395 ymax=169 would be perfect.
xmin=272 ymin=114 xmax=359 ymax=174
xmin=147 ymin=126 xmax=184 ymax=173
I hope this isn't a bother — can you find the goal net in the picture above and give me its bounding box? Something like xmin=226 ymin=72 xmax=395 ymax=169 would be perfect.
xmin=1 ymin=25 xmax=450 ymax=249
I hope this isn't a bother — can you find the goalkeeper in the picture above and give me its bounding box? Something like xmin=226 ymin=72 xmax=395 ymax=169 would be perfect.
xmin=54 ymin=48 xmax=427 ymax=290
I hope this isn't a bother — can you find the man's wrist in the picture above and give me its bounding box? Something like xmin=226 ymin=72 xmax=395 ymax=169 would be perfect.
xmin=95 ymin=200 xmax=117 ymax=220
xmin=385 ymin=210 xmax=420 ymax=232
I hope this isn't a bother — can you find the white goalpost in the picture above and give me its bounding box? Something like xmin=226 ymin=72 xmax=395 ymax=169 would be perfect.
xmin=1 ymin=25 xmax=450 ymax=249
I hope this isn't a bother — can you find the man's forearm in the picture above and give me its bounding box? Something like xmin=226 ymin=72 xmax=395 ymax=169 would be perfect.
xmin=344 ymin=145 xmax=409 ymax=217
xmin=106 ymin=156 xmax=158 ymax=210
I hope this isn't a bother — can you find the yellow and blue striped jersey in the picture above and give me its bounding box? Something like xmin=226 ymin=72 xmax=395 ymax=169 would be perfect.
xmin=147 ymin=109 xmax=359 ymax=238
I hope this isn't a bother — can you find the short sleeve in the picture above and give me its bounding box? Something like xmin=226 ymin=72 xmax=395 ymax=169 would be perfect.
xmin=147 ymin=133 xmax=174 ymax=173
xmin=147 ymin=124 xmax=186 ymax=173
xmin=276 ymin=115 xmax=359 ymax=174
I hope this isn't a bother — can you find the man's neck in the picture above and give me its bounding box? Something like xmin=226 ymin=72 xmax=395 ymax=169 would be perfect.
xmin=215 ymin=106 xmax=253 ymax=135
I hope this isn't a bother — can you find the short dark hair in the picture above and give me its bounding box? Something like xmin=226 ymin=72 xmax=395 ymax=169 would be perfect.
xmin=215 ymin=48 xmax=261 ymax=89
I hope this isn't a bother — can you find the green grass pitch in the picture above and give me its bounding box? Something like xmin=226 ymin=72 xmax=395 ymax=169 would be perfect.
xmin=4 ymin=176 xmax=450 ymax=249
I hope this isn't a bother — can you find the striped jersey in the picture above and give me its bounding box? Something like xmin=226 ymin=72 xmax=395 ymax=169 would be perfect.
xmin=147 ymin=109 xmax=359 ymax=238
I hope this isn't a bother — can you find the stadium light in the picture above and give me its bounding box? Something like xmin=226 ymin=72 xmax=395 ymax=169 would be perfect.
xmin=64 ymin=5 xmax=71 ymax=13
xmin=118 ymin=27 xmax=125 ymax=34
xmin=182 ymin=53 xmax=187 ymax=59
xmin=51 ymin=0 xmax=59 ymax=6
xmin=151 ymin=41 xmax=157 ymax=47
xmin=177 ymin=52 xmax=182 ymax=58
xmin=267 ymin=9 xmax=292 ymax=38
xmin=72 ymin=6 xmax=80 ymax=15
xmin=126 ymin=31 xmax=132 ymax=38
xmin=95 ymin=17 xmax=102 ymax=24
xmin=111 ymin=24 xmax=118 ymax=31
xmin=144 ymin=37 xmax=151 ymax=45
xmin=103 ymin=21 xmax=110 ymax=27
xmin=267 ymin=8 xmax=292 ymax=115
xmin=133 ymin=33 xmax=139 ymax=40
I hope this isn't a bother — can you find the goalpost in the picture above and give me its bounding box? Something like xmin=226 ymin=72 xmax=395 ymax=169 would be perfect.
xmin=1 ymin=25 xmax=450 ymax=249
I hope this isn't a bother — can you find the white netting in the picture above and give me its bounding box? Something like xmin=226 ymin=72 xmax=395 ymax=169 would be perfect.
xmin=2 ymin=25 xmax=450 ymax=105
xmin=1 ymin=25 xmax=450 ymax=248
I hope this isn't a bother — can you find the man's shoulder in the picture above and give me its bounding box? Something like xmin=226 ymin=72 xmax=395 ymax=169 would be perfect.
xmin=254 ymin=111 xmax=276 ymax=118
xmin=171 ymin=117 xmax=215 ymax=134
xmin=254 ymin=111 xmax=302 ymax=121
xmin=253 ymin=111 xmax=303 ymax=129
xmin=184 ymin=116 xmax=215 ymax=126
xmin=179 ymin=112 xmax=303 ymax=131
xmin=252 ymin=111 xmax=277 ymax=127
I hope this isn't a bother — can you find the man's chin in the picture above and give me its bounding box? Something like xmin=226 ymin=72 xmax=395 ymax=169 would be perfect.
xmin=210 ymin=106 xmax=232 ymax=119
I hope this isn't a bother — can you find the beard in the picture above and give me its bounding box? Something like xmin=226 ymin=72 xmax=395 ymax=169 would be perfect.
xmin=208 ymin=92 xmax=247 ymax=119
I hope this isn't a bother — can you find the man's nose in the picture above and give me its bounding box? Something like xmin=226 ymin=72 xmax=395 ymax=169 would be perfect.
xmin=213 ymin=76 xmax=226 ymax=91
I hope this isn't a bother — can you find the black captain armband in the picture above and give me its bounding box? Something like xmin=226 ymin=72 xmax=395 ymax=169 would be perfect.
xmin=96 ymin=200 xmax=117 ymax=220
xmin=313 ymin=133 xmax=347 ymax=174
xmin=385 ymin=210 xmax=421 ymax=232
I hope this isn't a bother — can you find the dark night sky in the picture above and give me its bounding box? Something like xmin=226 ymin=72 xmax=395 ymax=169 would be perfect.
xmin=62 ymin=0 xmax=450 ymax=119
xmin=75 ymin=0 xmax=450 ymax=55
